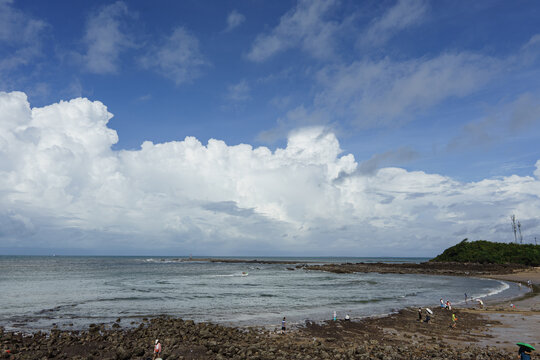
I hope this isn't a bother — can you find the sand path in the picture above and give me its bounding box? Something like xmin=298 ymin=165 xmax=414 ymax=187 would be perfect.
xmin=472 ymin=268 xmax=540 ymax=351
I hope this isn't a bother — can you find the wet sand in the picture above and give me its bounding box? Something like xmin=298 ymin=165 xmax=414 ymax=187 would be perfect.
xmin=469 ymin=267 xmax=539 ymax=352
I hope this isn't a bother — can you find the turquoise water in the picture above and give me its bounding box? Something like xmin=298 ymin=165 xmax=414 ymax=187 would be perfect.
xmin=0 ymin=256 xmax=521 ymax=332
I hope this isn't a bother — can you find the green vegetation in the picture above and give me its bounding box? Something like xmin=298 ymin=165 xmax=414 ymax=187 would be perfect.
xmin=431 ymin=239 xmax=540 ymax=266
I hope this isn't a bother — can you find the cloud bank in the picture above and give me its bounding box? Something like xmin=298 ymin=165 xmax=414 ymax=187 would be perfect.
xmin=1 ymin=92 xmax=539 ymax=255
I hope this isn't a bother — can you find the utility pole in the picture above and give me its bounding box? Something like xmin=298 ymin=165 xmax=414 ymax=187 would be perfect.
xmin=511 ymin=215 xmax=517 ymax=243
xmin=517 ymin=221 xmax=523 ymax=244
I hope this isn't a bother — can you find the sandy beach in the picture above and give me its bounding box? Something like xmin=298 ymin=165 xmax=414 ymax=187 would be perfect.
xmin=1 ymin=266 xmax=538 ymax=359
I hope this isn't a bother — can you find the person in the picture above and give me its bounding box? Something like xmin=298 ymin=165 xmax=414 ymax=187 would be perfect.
xmin=464 ymin=293 xmax=468 ymax=303
xmin=518 ymin=345 xmax=532 ymax=360
xmin=424 ymin=310 xmax=431 ymax=324
xmin=152 ymin=339 xmax=161 ymax=360
xmin=345 ymin=314 xmax=350 ymax=321
xmin=446 ymin=300 xmax=452 ymax=310
xmin=440 ymin=298 xmax=444 ymax=308
xmin=527 ymin=280 xmax=532 ymax=289
xmin=477 ymin=298 xmax=484 ymax=309
xmin=418 ymin=307 xmax=422 ymax=321
xmin=281 ymin=317 xmax=286 ymax=334
xmin=451 ymin=313 xmax=457 ymax=328
xmin=519 ymin=282 xmax=522 ymax=290
xmin=333 ymin=311 xmax=337 ymax=321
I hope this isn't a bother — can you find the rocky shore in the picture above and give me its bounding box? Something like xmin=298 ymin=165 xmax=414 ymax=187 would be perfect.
xmin=1 ymin=307 xmax=514 ymax=359
xmin=298 ymin=261 xmax=528 ymax=276
xmin=2 ymin=264 xmax=537 ymax=359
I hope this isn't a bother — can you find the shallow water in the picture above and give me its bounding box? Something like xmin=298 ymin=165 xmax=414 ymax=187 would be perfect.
xmin=0 ymin=256 xmax=522 ymax=332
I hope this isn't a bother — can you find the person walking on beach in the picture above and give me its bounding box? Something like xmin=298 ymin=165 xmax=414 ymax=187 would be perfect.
xmin=464 ymin=293 xmax=468 ymax=303
xmin=281 ymin=317 xmax=286 ymax=334
xmin=418 ymin=307 xmax=422 ymax=321
xmin=451 ymin=313 xmax=457 ymax=328
xmin=345 ymin=314 xmax=350 ymax=321
xmin=440 ymin=298 xmax=444 ymax=308
xmin=333 ymin=311 xmax=337 ymax=321
xmin=518 ymin=344 xmax=533 ymax=360
xmin=424 ymin=309 xmax=431 ymax=324
xmin=152 ymin=339 xmax=161 ymax=360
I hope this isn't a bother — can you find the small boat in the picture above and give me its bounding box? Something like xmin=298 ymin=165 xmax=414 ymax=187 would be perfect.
xmin=241 ymin=272 xmax=248 ymax=276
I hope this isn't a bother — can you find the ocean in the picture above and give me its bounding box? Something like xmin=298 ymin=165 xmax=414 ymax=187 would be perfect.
xmin=0 ymin=256 xmax=522 ymax=332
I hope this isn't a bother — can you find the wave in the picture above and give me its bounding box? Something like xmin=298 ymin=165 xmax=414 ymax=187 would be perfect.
xmin=473 ymin=279 xmax=510 ymax=300
xmin=212 ymin=273 xmax=250 ymax=277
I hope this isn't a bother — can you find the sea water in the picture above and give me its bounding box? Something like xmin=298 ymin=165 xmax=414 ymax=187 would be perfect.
xmin=0 ymin=256 xmax=522 ymax=332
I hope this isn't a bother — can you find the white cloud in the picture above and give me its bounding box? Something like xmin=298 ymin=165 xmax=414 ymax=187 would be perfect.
xmin=361 ymin=0 xmax=428 ymax=47
xmin=0 ymin=0 xmax=47 ymax=80
xmin=140 ymin=27 xmax=209 ymax=85
xmin=83 ymin=1 xmax=134 ymax=74
xmin=314 ymin=52 xmax=500 ymax=127
xmin=247 ymin=0 xmax=341 ymax=62
xmin=2 ymin=91 xmax=540 ymax=255
xmin=226 ymin=80 xmax=251 ymax=102
xmin=225 ymin=10 xmax=245 ymax=32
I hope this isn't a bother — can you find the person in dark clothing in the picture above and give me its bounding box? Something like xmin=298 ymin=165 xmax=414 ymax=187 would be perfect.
xmin=518 ymin=345 xmax=532 ymax=360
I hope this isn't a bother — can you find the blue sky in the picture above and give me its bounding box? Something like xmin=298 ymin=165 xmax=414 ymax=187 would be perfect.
xmin=1 ymin=0 xmax=540 ymax=255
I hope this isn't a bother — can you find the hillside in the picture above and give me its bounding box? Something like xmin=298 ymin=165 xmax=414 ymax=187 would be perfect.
xmin=431 ymin=239 xmax=540 ymax=266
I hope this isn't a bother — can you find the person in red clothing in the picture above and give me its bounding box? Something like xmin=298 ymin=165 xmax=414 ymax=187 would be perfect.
xmin=152 ymin=339 xmax=162 ymax=360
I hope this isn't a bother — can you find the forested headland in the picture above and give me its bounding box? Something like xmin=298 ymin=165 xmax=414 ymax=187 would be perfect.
xmin=430 ymin=239 xmax=540 ymax=266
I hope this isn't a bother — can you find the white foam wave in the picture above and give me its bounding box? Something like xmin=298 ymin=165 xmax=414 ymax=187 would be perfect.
xmin=212 ymin=272 xmax=249 ymax=277
xmin=472 ymin=280 xmax=510 ymax=300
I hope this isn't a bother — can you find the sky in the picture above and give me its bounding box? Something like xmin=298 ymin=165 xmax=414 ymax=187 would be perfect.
xmin=1 ymin=0 xmax=540 ymax=256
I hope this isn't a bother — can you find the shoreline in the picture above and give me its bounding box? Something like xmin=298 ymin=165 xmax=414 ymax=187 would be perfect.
xmin=2 ymin=266 xmax=538 ymax=359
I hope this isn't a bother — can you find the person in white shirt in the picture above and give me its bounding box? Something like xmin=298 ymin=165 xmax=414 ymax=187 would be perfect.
xmin=152 ymin=339 xmax=162 ymax=360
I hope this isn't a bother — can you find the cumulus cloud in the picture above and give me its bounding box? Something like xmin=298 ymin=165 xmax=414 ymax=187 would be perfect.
xmin=140 ymin=27 xmax=209 ymax=85
xmin=225 ymin=10 xmax=245 ymax=32
xmin=83 ymin=1 xmax=134 ymax=74
xmin=361 ymin=0 xmax=428 ymax=47
xmin=1 ymin=92 xmax=540 ymax=255
xmin=247 ymin=0 xmax=341 ymax=62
